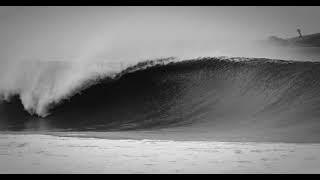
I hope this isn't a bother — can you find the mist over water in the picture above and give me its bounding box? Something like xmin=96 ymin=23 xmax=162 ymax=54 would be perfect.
xmin=1 ymin=6 xmax=320 ymax=117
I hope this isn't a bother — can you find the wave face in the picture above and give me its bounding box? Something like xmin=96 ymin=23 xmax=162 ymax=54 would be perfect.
xmin=1 ymin=57 xmax=320 ymax=142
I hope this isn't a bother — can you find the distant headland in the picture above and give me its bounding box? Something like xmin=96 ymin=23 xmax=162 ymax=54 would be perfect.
xmin=266 ymin=32 xmax=320 ymax=47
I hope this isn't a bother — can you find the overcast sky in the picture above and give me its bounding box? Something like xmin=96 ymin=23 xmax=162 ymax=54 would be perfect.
xmin=0 ymin=6 xmax=320 ymax=62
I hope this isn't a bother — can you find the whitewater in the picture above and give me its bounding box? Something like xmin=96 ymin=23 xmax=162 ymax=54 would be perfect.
xmin=2 ymin=134 xmax=320 ymax=173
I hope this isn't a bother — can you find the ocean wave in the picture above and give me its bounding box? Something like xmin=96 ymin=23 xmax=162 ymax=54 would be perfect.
xmin=1 ymin=57 xmax=320 ymax=142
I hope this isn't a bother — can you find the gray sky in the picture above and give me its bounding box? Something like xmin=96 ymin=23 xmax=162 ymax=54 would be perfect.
xmin=1 ymin=6 xmax=320 ymax=62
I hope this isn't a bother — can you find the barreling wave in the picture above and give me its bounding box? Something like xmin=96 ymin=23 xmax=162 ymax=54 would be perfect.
xmin=2 ymin=57 xmax=320 ymax=142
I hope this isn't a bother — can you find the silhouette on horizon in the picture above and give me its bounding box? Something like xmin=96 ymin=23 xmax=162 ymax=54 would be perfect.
xmin=297 ymin=28 xmax=303 ymax=38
